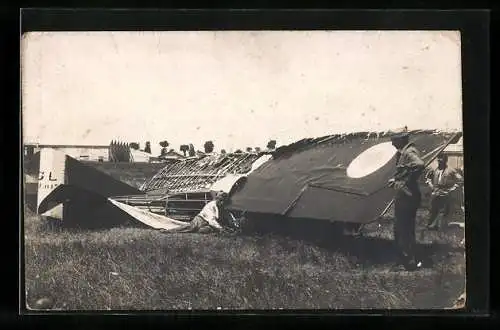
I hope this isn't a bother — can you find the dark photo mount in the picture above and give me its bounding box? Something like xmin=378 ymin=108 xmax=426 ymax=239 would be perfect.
xmin=13 ymin=7 xmax=490 ymax=329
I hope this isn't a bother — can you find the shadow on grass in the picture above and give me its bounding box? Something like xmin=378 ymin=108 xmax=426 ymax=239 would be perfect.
xmin=24 ymin=209 xmax=465 ymax=309
xmin=241 ymin=213 xmax=460 ymax=269
xmin=26 ymin=206 xmax=463 ymax=272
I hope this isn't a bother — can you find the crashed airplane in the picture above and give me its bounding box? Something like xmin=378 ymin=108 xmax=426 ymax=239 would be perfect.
xmin=25 ymin=129 xmax=461 ymax=231
xmin=27 ymin=148 xmax=272 ymax=229
xmin=227 ymin=130 xmax=461 ymax=226
xmin=33 ymin=148 xmax=144 ymax=228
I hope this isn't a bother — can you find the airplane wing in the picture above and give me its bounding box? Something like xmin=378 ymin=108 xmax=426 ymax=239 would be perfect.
xmin=227 ymin=130 xmax=456 ymax=224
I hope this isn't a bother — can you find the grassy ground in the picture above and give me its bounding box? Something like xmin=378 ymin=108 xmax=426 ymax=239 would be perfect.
xmin=23 ymin=204 xmax=465 ymax=311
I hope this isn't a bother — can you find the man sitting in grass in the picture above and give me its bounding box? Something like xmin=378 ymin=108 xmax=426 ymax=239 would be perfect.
xmin=160 ymin=191 xmax=229 ymax=234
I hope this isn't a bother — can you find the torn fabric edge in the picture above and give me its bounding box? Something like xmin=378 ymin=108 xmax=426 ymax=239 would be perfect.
xmin=108 ymin=198 xmax=188 ymax=230
xmin=227 ymin=130 xmax=460 ymax=224
xmin=141 ymin=152 xmax=264 ymax=194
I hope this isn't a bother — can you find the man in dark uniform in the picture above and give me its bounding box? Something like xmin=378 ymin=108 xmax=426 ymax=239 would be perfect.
xmin=388 ymin=127 xmax=425 ymax=271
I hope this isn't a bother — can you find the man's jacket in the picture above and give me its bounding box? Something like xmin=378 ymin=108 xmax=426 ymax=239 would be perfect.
xmin=393 ymin=142 xmax=425 ymax=197
xmin=425 ymin=166 xmax=463 ymax=197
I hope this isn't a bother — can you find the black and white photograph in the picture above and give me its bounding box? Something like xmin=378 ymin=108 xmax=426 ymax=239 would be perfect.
xmin=22 ymin=30 xmax=466 ymax=310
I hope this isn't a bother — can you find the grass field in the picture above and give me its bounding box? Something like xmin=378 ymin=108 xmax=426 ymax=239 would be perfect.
xmin=23 ymin=203 xmax=465 ymax=311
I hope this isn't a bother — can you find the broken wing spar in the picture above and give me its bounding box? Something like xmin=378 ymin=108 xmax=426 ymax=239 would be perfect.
xmin=140 ymin=152 xmax=264 ymax=194
xmin=33 ymin=147 xmax=273 ymax=229
xmin=32 ymin=131 xmax=460 ymax=229
xmin=108 ymin=198 xmax=188 ymax=230
xmin=110 ymin=154 xmax=272 ymax=220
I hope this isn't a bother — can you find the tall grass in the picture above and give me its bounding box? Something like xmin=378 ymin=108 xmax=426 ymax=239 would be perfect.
xmin=23 ymin=208 xmax=465 ymax=311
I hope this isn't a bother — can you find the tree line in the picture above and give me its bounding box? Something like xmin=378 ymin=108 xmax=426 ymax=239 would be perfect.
xmin=126 ymin=139 xmax=278 ymax=157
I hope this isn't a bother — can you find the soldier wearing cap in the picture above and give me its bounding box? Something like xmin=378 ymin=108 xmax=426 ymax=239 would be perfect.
xmin=388 ymin=127 xmax=425 ymax=271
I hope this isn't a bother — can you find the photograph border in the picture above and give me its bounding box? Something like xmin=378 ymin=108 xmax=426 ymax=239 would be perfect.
xmin=15 ymin=7 xmax=490 ymax=325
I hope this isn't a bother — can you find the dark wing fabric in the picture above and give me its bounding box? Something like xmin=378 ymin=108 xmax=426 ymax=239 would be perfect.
xmin=227 ymin=131 xmax=449 ymax=224
xmin=65 ymin=156 xmax=142 ymax=197
xmin=286 ymin=185 xmax=395 ymax=223
xmin=37 ymin=184 xmax=149 ymax=229
xmin=38 ymin=155 xmax=143 ymax=215
xmin=37 ymin=184 xmax=108 ymax=214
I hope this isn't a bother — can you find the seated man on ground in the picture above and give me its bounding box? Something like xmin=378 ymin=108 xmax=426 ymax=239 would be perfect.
xmin=160 ymin=191 xmax=229 ymax=234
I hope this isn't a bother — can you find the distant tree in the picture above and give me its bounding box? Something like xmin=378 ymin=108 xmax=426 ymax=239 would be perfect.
xmin=204 ymin=140 xmax=215 ymax=153
xmin=144 ymin=141 xmax=151 ymax=154
xmin=254 ymin=147 xmax=261 ymax=153
xmin=110 ymin=140 xmax=131 ymax=162
xmin=266 ymin=140 xmax=277 ymax=150
xmin=246 ymin=147 xmax=253 ymax=152
xmin=159 ymin=140 xmax=169 ymax=156
xmin=169 ymin=148 xmax=175 ymax=153
xmin=220 ymin=149 xmax=227 ymax=154
xmin=129 ymin=142 xmax=140 ymax=150
xmin=180 ymin=145 xmax=189 ymax=156
xmin=188 ymin=144 xmax=196 ymax=157
xmin=234 ymin=149 xmax=243 ymax=154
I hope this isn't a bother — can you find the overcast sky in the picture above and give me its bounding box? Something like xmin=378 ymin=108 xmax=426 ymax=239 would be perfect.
xmin=21 ymin=31 xmax=462 ymax=155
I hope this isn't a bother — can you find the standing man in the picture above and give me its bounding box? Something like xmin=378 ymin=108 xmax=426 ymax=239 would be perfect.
xmin=425 ymin=153 xmax=463 ymax=230
xmin=388 ymin=127 xmax=425 ymax=271
xmin=160 ymin=191 xmax=228 ymax=234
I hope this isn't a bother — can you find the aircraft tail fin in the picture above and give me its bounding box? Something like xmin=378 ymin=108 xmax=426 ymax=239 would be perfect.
xmin=36 ymin=148 xmax=67 ymax=215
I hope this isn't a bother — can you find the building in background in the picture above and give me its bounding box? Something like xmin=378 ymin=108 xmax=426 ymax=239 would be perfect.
xmin=130 ymin=148 xmax=154 ymax=162
xmin=158 ymin=150 xmax=185 ymax=161
xmin=428 ymin=136 xmax=463 ymax=171
xmin=24 ymin=143 xmax=109 ymax=162
xmin=442 ymin=136 xmax=464 ymax=170
xmin=426 ymin=136 xmax=464 ymax=214
xmin=24 ymin=142 xmax=157 ymax=163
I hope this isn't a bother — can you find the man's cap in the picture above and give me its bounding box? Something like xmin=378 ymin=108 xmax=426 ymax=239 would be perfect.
xmin=389 ymin=126 xmax=410 ymax=139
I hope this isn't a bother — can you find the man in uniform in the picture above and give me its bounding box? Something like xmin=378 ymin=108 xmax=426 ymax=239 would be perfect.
xmin=424 ymin=153 xmax=463 ymax=230
xmin=388 ymin=127 xmax=425 ymax=271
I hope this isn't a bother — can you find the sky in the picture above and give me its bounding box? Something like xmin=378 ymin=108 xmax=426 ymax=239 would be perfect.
xmin=21 ymin=30 xmax=462 ymax=156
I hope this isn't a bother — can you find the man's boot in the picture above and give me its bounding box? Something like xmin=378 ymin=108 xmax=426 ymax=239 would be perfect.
xmin=404 ymin=258 xmax=422 ymax=271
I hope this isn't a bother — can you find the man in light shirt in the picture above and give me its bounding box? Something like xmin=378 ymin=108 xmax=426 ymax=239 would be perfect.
xmin=425 ymin=153 xmax=463 ymax=230
xmin=161 ymin=191 xmax=228 ymax=234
